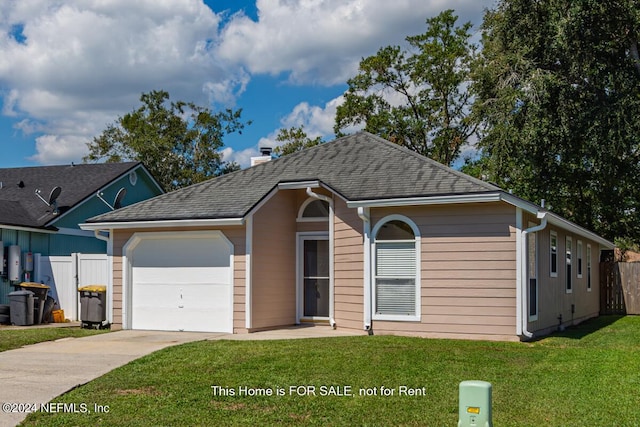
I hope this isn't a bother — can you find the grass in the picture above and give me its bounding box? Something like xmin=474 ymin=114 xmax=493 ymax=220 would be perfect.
xmin=21 ymin=316 xmax=640 ymax=426
xmin=0 ymin=327 xmax=109 ymax=352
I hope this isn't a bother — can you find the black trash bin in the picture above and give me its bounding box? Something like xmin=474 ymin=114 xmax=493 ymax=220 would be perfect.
xmin=18 ymin=283 xmax=50 ymax=324
xmin=78 ymin=285 xmax=107 ymax=329
xmin=9 ymin=290 xmax=34 ymax=326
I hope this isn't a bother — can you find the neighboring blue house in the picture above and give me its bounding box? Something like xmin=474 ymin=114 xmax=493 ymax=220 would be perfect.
xmin=0 ymin=162 xmax=163 ymax=309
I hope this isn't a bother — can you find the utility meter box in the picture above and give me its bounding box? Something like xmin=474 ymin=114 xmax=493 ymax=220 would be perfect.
xmin=8 ymin=245 xmax=21 ymax=282
xmin=458 ymin=380 xmax=492 ymax=427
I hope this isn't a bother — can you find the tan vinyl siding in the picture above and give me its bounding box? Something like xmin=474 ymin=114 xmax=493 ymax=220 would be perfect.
xmin=110 ymin=225 xmax=246 ymax=332
xmin=333 ymin=196 xmax=364 ymax=331
xmin=370 ymin=203 xmax=518 ymax=340
xmin=529 ymin=224 xmax=601 ymax=335
xmin=250 ymin=190 xmax=297 ymax=329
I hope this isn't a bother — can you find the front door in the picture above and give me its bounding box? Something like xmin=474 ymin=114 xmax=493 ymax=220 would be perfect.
xmin=300 ymin=236 xmax=329 ymax=318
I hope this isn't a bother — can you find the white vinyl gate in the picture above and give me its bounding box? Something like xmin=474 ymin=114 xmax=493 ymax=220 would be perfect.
xmin=36 ymin=253 xmax=109 ymax=322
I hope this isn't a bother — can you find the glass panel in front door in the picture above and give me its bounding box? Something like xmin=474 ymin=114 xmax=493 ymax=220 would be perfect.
xmin=303 ymin=239 xmax=329 ymax=317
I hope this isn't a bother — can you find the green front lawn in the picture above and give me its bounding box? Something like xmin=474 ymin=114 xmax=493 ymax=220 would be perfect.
xmin=22 ymin=316 xmax=640 ymax=426
xmin=0 ymin=327 xmax=108 ymax=352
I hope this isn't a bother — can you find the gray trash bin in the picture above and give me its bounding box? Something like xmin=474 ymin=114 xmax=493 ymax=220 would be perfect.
xmin=78 ymin=285 xmax=107 ymax=328
xmin=9 ymin=290 xmax=34 ymax=326
xmin=18 ymin=283 xmax=50 ymax=324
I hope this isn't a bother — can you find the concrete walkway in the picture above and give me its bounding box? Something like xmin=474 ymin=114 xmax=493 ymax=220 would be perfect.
xmin=0 ymin=326 xmax=358 ymax=427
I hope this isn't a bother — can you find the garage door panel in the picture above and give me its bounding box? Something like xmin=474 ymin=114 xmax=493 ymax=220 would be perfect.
xmin=133 ymin=267 xmax=231 ymax=284
xmin=129 ymin=232 xmax=233 ymax=333
xmin=181 ymin=284 xmax=232 ymax=310
xmin=133 ymin=238 xmax=230 ymax=268
xmin=132 ymin=307 xmax=183 ymax=331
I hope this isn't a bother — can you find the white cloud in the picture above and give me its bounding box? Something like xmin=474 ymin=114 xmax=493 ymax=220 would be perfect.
xmin=221 ymin=146 xmax=261 ymax=169
xmin=0 ymin=0 xmax=246 ymax=164
xmin=0 ymin=0 xmax=494 ymax=166
xmin=280 ymin=96 xmax=343 ymax=137
xmin=29 ymin=134 xmax=88 ymax=164
xmin=217 ymin=0 xmax=490 ymax=85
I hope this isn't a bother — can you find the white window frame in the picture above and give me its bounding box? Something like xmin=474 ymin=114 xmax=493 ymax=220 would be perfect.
xmin=371 ymin=214 xmax=421 ymax=322
xmin=296 ymin=232 xmax=331 ymax=322
xmin=565 ymin=236 xmax=573 ymax=294
xmin=550 ymin=230 xmax=558 ymax=278
xmin=586 ymin=244 xmax=592 ymax=292
xmin=577 ymin=240 xmax=583 ymax=278
xmin=297 ymin=197 xmax=330 ymax=222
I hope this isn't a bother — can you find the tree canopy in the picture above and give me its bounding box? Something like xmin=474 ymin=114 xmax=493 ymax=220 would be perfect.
xmin=334 ymin=10 xmax=477 ymax=166
xmin=84 ymin=90 xmax=248 ymax=191
xmin=272 ymin=126 xmax=324 ymax=157
xmin=471 ymin=0 xmax=640 ymax=242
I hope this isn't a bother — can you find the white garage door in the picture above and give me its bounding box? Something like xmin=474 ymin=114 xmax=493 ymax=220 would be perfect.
xmin=129 ymin=232 xmax=233 ymax=333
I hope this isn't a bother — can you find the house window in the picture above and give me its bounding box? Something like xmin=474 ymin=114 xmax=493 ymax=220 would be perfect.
xmin=297 ymin=198 xmax=330 ymax=222
xmin=528 ymin=223 xmax=538 ymax=320
xmin=372 ymin=215 xmax=420 ymax=321
xmin=577 ymin=240 xmax=583 ymax=278
xmin=587 ymin=244 xmax=592 ymax=291
xmin=550 ymin=231 xmax=558 ymax=277
xmin=566 ymin=236 xmax=572 ymax=293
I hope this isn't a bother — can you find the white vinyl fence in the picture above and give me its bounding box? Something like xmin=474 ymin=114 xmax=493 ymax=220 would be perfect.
xmin=35 ymin=253 xmax=109 ymax=322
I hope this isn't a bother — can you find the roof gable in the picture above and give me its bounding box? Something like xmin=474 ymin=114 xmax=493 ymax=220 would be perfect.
xmin=87 ymin=132 xmax=500 ymax=223
xmin=0 ymin=162 xmax=144 ymax=229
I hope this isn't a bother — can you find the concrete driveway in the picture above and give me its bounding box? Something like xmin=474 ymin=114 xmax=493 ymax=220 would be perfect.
xmin=0 ymin=326 xmax=358 ymax=427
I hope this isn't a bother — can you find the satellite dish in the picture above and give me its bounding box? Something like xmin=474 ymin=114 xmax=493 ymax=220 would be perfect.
xmin=113 ymin=188 xmax=127 ymax=209
xmin=48 ymin=186 xmax=62 ymax=205
xmin=96 ymin=187 xmax=126 ymax=210
xmin=35 ymin=186 xmax=62 ymax=214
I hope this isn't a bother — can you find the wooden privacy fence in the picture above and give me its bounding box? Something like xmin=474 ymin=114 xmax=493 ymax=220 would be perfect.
xmin=600 ymin=262 xmax=640 ymax=315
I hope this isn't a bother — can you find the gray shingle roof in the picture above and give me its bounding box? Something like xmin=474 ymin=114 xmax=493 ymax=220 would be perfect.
xmin=0 ymin=162 xmax=141 ymax=229
xmin=88 ymin=132 xmax=499 ymax=224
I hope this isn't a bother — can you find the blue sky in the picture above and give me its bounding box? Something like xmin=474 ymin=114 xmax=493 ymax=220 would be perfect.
xmin=0 ymin=0 xmax=494 ymax=169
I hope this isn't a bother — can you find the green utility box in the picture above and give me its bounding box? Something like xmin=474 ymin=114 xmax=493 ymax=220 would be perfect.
xmin=458 ymin=380 xmax=492 ymax=427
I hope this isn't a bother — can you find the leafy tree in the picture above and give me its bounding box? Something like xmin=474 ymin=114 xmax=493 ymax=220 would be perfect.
xmin=472 ymin=0 xmax=640 ymax=242
xmin=334 ymin=10 xmax=478 ymax=166
xmin=84 ymin=90 xmax=248 ymax=190
xmin=272 ymin=126 xmax=324 ymax=157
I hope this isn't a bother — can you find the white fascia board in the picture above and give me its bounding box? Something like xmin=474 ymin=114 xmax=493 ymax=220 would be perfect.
xmin=347 ymin=192 xmax=502 ymax=208
xmin=56 ymin=227 xmax=96 ymax=237
xmin=80 ymin=217 xmax=245 ymax=231
xmin=346 ymin=190 xmax=614 ymax=249
xmin=1 ymin=225 xmax=57 ymax=234
xmin=277 ymin=180 xmax=321 ymax=190
xmin=501 ymin=193 xmax=614 ymax=248
xmin=499 ymin=193 xmax=614 ymax=248
xmin=545 ymin=213 xmax=614 ymax=249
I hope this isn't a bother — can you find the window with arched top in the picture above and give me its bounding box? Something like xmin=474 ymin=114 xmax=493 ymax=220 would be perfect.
xmin=372 ymin=215 xmax=421 ymax=321
xmin=297 ymin=198 xmax=330 ymax=222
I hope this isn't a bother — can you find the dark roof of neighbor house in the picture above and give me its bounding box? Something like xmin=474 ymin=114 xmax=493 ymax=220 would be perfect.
xmin=0 ymin=162 xmax=142 ymax=229
xmin=87 ymin=132 xmax=501 ymax=224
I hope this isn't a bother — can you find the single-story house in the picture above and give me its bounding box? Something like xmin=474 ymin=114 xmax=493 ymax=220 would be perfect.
xmin=0 ymin=162 xmax=163 ymax=318
xmin=82 ymin=132 xmax=614 ymax=341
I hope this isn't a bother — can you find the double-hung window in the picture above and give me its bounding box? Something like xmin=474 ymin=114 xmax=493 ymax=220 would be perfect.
xmin=372 ymin=216 xmax=420 ymax=321
xmin=577 ymin=240 xmax=583 ymax=278
xmin=550 ymin=231 xmax=558 ymax=277
xmin=566 ymin=236 xmax=573 ymax=293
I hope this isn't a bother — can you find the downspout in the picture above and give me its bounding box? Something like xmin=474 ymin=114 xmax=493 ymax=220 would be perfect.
xmin=306 ymin=188 xmax=336 ymax=329
xmin=94 ymin=229 xmax=110 ymax=243
xmin=357 ymin=207 xmax=372 ymax=332
xmin=519 ymin=211 xmax=548 ymax=339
